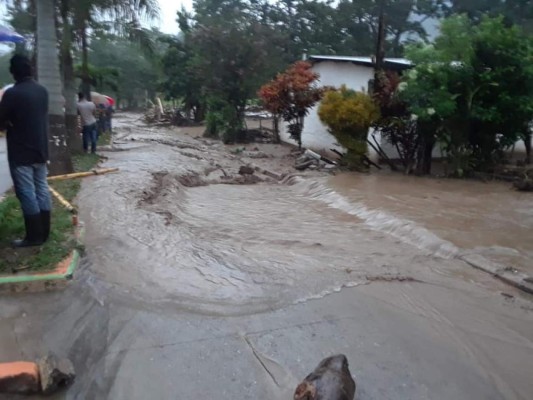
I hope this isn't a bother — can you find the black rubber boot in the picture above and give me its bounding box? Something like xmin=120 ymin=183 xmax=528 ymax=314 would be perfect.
xmin=12 ymin=214 xmax=45 ymax=248
xmin=41 ymin=210 xmax=51 ymax=242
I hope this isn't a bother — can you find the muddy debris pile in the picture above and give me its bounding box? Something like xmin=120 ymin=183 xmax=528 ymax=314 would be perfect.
xmin=140 ymin=167 xmax=274 ymax=207
xmin=144 ymin=105 xmax=201 ymax=127
xmin=513 ymin=170 xmax=533 ymax=192
xmin=295 ymin=149 xmax=337 ymax=171
xmin=139 ymin=172 xmax=185 ymax=205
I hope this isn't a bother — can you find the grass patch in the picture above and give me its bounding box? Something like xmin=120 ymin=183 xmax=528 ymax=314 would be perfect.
xmin=0 ymin=153 xmax=101 ymax=274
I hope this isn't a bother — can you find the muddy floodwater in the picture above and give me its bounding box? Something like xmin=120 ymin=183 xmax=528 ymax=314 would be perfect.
xmin=83 ymin=132 xmax=489 ymax=314
xmin=1 ymin=113 xmax=532 ymax=399
xmin=83 ymin=115 xmax=533 ymax=314
xmin=327 ymin=172 xmax=533 ymax=274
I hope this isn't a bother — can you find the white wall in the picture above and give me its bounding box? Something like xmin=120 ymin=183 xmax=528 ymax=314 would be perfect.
xmin=280 ymin=61 xmax=526 ymax=161
xmin=280 ymin=61 xmax=374 ymax=156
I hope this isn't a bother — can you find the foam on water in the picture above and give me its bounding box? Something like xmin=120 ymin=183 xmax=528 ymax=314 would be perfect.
xmin=288 ymin=176 xmax=460 ymax=259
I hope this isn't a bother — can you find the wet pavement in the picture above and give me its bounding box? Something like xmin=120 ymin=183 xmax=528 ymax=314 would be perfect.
xmin=0 ymin=138 xmax=10 ymax=195
xmin=0 ymin=114 xmax=532 ymax=399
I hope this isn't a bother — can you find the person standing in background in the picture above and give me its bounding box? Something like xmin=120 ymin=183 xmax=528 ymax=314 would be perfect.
xmin=96 ymin=102 xmax=106 ymax=138
xmin=105 ymin=103 xmax=114 ymax=133
xmin=0 ymin=54 xmax=52 ymax=247
xmin=77 ymin=92 xmax=97 ymax=153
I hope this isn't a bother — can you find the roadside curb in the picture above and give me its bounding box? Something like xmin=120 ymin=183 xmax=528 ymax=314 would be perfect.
xmin=0 ymin=354 xmax=75 ymax=396
xmin=460 ymin=253 xmax=533 ymax=295
xmin=0 ymin=225 xmax=84 ymax=294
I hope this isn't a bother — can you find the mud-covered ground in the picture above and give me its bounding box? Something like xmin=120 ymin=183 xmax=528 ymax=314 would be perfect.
xmin=0 ymin=113 xmax=532 ymax=400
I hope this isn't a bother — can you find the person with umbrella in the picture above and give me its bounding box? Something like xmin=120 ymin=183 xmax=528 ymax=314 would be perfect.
xmin=0 ymin=25 xmax=25 ymax=44
xmin=77 ymin=92 xmax=98 ymax=153
xmin=104 ymin=96 xmax=115 ymax=134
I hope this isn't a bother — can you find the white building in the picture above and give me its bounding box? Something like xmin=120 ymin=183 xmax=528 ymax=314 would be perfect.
xmin=279 ymin=55 xmax=412 ymax=160
xmin=279 ymin=55 xmax=528 ymax=161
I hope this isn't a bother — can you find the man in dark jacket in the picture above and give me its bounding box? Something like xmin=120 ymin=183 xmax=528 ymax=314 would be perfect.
xmin=0 ymin=54 xmax=52 ymax=247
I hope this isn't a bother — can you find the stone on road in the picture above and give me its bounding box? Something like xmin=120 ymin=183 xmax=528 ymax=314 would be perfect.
xmin=38 ymin=353 xmax=76 ymax=395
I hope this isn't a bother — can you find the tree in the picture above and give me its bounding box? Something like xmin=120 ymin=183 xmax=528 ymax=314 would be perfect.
xmin=159 ymin=28 xmax=206 ymax=121
xmin=400 ymin=15 xmax=533 ymax=175
xmin=443 ymin=0 xmax=533 ymax=33
xmin=50 ymin=0 xmax=157 ymax=150
xmin=67 ymin=0 xmax=159 ymax=98
xmin=89 ymin=34 xmax=161 ymax=109
xmin=318 ymin=86 xmax=380 ymax=170
xmin=58 ymin=0 xmax=82 ymax=151
xmin=259 ymin=61 xmax=323 ymax=149
xmin=372 ymin=71 xmax=419 ymax=174
xmin=166 ymin=0 xmax=286 ymax=142
xmin=335 ymin=0 xmax=440 ymax=57
xmin=36 ymin=0 xmax=73 ymax=175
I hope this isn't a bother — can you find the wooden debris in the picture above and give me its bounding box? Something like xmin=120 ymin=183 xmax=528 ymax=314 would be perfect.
xmin=49 ymin=187 xmax=76 ymax=214
xmin=48 ymin=168 xmax=119 ymax=181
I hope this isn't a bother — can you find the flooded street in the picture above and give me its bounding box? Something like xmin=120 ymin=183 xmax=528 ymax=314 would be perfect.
xmin=328 ymin=173 xmax=533 ymax=274
xmin=0 ymin=113 xmax=532 ymax=399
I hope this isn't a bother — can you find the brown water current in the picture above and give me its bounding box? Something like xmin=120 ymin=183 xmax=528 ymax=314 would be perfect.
xmin=66 ymin=114 xmax=533 ymax=399
xmin=327 ymin=172 xmax=533 ymax=274
xmin=85 ymin=115 xmax=532 ymax=315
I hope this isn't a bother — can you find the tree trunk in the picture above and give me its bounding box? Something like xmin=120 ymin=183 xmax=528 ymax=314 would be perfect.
xmin=273 ymin=115 xmax=280 ymax=144
xmin=81 ymin=21 xmax=91 ymax=100
xmin=373 ymin=0 xmax=386 ymax=92
xmin=36 ymin=0 xmax=73 ymax=175
xmin=415 ymin=135 xmax=434 ymax=175
xmin=60 ymin=2 xmax=82 ymax=153
xmin=298 ymin=115 xmax=305 ymax=149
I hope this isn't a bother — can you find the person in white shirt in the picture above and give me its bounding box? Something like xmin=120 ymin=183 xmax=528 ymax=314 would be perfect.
xmin=77 ymin=92 xmax=97 ymax=153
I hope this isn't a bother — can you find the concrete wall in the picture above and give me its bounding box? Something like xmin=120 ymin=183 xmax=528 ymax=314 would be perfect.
xmin=280 ymin=61 xmax=374 ymax=157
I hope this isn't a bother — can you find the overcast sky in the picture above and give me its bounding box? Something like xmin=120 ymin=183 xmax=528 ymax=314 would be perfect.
xmin=157 ymin=0 xmax=193 ymax=34
xmin=0 ymin=1 xmax=192 ymax=35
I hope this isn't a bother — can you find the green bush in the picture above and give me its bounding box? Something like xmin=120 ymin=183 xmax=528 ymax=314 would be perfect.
xmin=318 ymin=86 xmax=380 ymax=170
xmin=204 ymin=97 xmax=244 ymax=142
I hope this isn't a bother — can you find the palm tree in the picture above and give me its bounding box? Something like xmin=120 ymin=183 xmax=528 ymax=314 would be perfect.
xmin=7 ymin=0 xmax=158 ymax=153
xmin=71 ymin=0 xmax=159 ymax=99
xmin=56 ymin=0 xmax=158 ymax=145
xmin=59 ymin=0 xmax=83 ymax=151
xmin=36 ymin=0 xmax=73 ymax=174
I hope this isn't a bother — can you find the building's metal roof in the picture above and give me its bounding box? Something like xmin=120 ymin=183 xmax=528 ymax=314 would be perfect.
xmin=309 ymin=55 xmax=412 ymax=69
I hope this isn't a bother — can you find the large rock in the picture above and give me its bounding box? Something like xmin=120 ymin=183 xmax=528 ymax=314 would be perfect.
xmin=294 ymin=354 xmax=356 ymax=400
xmin=38 ymin=354 xmax=76 ymax=395
xmin=0 ymin=361 xmax=40 ymax=394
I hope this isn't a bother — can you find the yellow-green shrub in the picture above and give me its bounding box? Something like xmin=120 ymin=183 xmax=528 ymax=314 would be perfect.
xmin=318 ymin=86 xmax=380 ymax=169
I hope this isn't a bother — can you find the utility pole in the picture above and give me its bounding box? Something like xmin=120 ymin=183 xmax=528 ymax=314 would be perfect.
xmin=373 ymin=0 xmax=386 ymax=94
